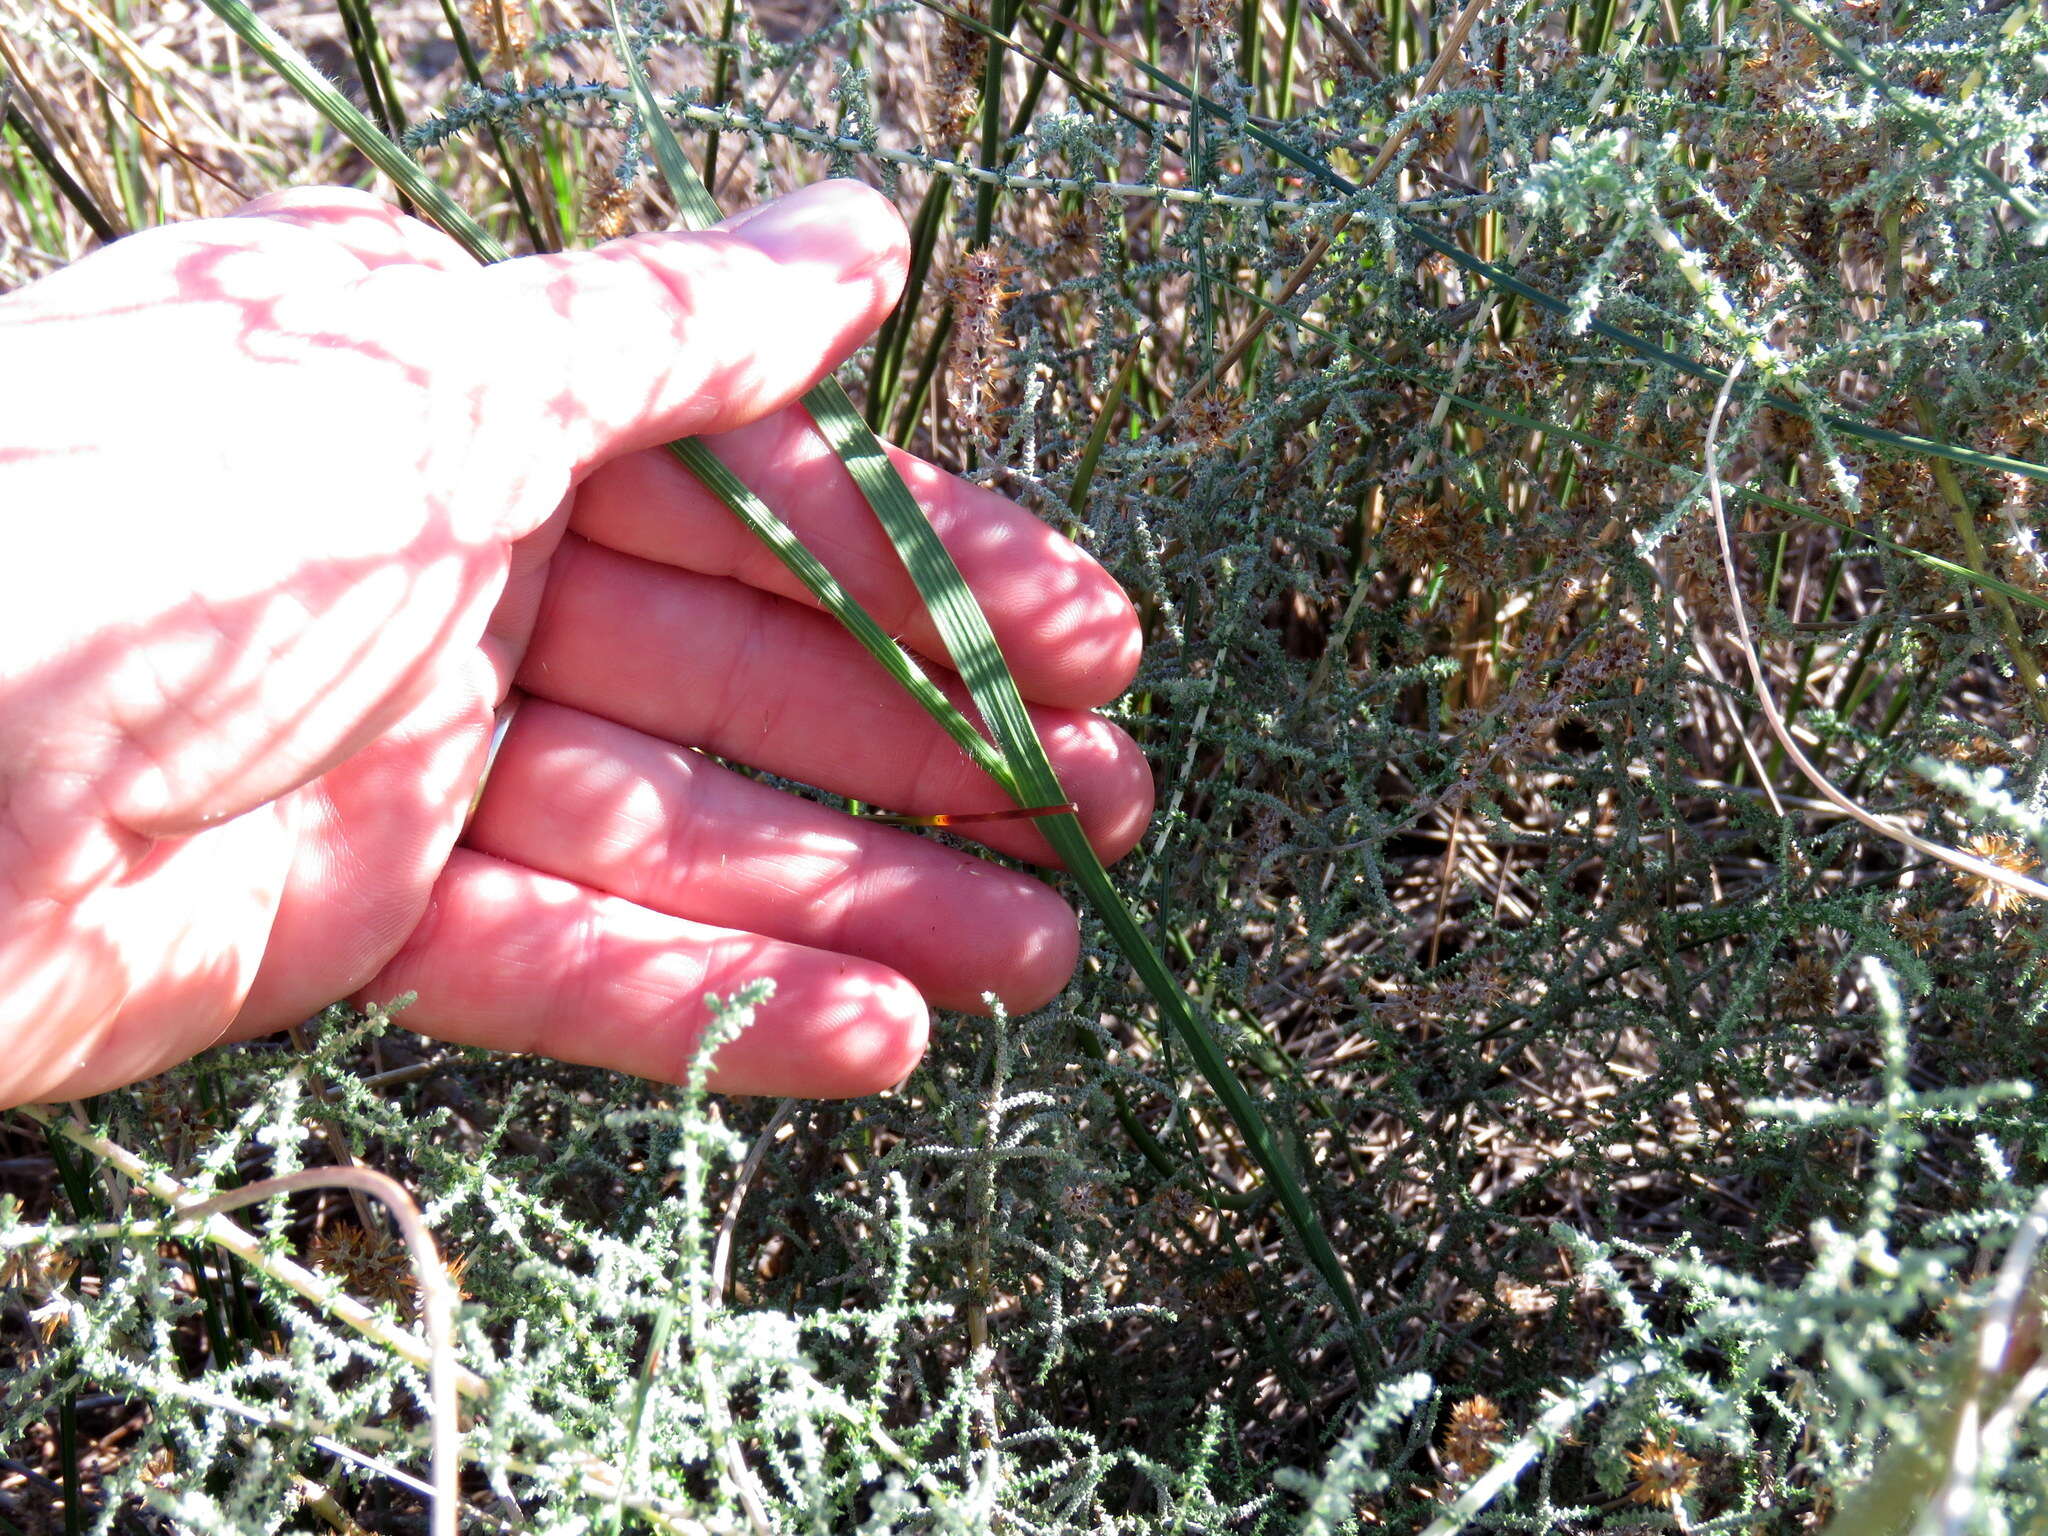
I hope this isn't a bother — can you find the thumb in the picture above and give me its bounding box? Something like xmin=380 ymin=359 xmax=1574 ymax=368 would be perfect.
xmin=484 ymin=179 xmax=910 ymax=475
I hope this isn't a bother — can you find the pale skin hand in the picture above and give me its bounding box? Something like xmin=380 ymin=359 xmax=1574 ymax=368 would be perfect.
xmin=0 ymin=180 xmax=1152 ymax=1108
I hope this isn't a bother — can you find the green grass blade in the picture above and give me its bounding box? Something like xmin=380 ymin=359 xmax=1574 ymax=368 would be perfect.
xmin=803 ymin=379 xmax=1367 ymax=1329
xmin=0 ymin=87 xmax=122 ymax=244
xmin=431 ymin=0 xmax=550 ymax=252
xmin=610 ymin=0 xmax=1366 ymax=1330
xmin=1049 ymin=818 xmax=1365 ymax=1327
xmin=666 ymin=438 xmax=1013 ymax=784
xmin=206 ymin=0 xmax=1366 ymax=1336
xmin=196 ymin=0 xmax=506 ymax=264
xmin=866 ymin=177 xmax=949 ymax=427
xmin=334 ymin=0 xmax=408 ymax=145
xmin=198 ymin=0 xmax=1011 ymax=786
xmin=606 ymin=3 xmax=721 ymax=228
xmin=1068 ymin=346 xmax=1140 ymax=521
xmin=700 ymin=0 xmax=740 ymax=187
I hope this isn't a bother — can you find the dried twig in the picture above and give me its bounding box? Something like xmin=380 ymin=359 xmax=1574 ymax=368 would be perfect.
xmin=710 ymin=1098 xmax=793 ymax=1305
xmin=14 ymin=1107 xmax=466 ymax=1536
xmin=1701 ymin=359 xmax=2048 ymax=910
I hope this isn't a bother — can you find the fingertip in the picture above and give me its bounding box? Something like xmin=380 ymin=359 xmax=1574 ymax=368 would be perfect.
xmin=1035 ymin=714 xmax=1156 ymax=869
xmin=718 ymin=179 xmax=910 ymax=292
xmin=1081 ymin=722 xmax=1156 ymax=865
xmin=362 ymin=851 xmax=935 ymax=1099
xmin=494 ymin=181 xmax=910 ymax=468
xmin=1027 ymin=562 xmax=1144 ymax=707
xmin=231 ymin=186 xmax=476 ymax=273
xmin=888 ymin=451 xmax=1146 ymax=709
xmin=1101 ymin=589 xmax=1146 ymax=700
xmin=990 ymin=887 xmax=1082 ymax=1015
xmin=233 ymin=185 xmax=391 ymax=219
xmin=909 ymin=865 xmax=1080 ymax=1015
xmin=718 ymin=959 xmax=928 ymax=1097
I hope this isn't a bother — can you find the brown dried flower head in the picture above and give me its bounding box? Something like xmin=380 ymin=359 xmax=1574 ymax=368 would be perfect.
xmin=582 ymin=172 xmax=636 ymax=243
xmin=1414 ymin=111 xmax=1460 ymax=163
xmin=1496 ymin=341 xmax=1560 ymax=396
xmin=470 ymin=0 xmax=534 ymax=71
xmin=945 ymin=244 xmax=1021 ymax=428
xmin=1148 ymin=1183 xmax=1202 ymax=1230
xmin=1960 ymin=832 xmax=2039 ymax=918
xmin=1381 ymin=497 xmax=1449 ymax=570
xmin=1494 ymin=1274 xmax=1556 ymax=1315
xmin=945 ymin=246 xmax=1020 ymax=352
xmin=1057 ymin=1178 xmax=1108 ymax=1219
xmin=0 ymin=1242 xmax=78 ymax=1298
xmin=309 ymin=1224 xmax=418 ymax=1309
xmin=1191 ymin=1265 xmax=1256 ymax=1317
xmin=928 ymin=10 xmax=989 ymax=143
xmin=1891 ymin=898 xmax=1944 ymax=954
xmin=1439 ymin=1396 xmax=1504 ymax=1486
xmin=1050 ymin=207 xmax=1095 ymax=268
xmin=1177 ymin=0 xmax=1234 ymax=41
xmin=1624 ymin=1436 xmax=1702 ymax=1507
xmin=1937 ymin=733 xmax=2016 ymax=769
xmin=1777 ymin=952 xmax=1835 ymax=1018
xmin=1436 ymin=506 xmax=1503 ymax=598
xmin=1740 ymin=32 xmax=1823 ymax=111
xmin=1180 ymin=390 xmax=1244 ymax=450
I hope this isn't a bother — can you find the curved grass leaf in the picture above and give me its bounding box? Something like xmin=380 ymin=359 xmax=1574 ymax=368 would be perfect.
xmin=607 ymin=1 xmax=1366 ymax=1336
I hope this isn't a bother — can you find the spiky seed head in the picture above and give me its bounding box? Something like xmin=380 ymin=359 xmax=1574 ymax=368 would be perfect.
xmin=582 ymin=172 xmax=635 ymax=242
xmin=1777 ymin=952 xmax=1835 ymax=1018
xmin=1960 ymin=833 xmax=2038 ymax=918
xmin=1439 ymin=1396 xmax=1504 ymax=1487
xmin=1624 ymin=1437 xmax=1702 ymax=1507
xmin=1176 ymin=0 xmax=1233 ymax=40
xmin=309 ymin=1224 xmax=417 ymax=1308
xmin=1180 ymin=391 xmax=1243 ymax=450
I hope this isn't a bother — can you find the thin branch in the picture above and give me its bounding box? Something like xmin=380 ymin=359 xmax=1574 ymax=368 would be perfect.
xmin=15 ymin=1106 xmax=466 ymax=1536
xmin=1701 ymin=360 xmax=2048 ymax=910
xmin=1176 ymin=0 xmax=1492 ymax=404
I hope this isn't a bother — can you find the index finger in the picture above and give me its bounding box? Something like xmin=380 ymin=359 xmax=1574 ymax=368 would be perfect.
xmin=570 ymin=409 xmax=1143 ymax=711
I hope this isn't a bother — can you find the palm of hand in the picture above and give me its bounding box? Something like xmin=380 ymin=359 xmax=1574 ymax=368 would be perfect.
xmin=0 ymin=182 xmax=1149 ymax=1107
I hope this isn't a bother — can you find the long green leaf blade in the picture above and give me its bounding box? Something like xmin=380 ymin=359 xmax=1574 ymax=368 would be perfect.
xmin=609 ymin=1 xmax=1366 ymax=1330
xmin=666 ymin=439 xmax=1014 ymax=783
xmin=196 ymin=0 xmax=1007 ymax=787
xmin=197 ymin=0 xmax=505 ymax=264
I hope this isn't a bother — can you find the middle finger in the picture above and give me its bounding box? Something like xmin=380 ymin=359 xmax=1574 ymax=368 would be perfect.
xmin=519 ymin=535 xmax=1154 ymax=867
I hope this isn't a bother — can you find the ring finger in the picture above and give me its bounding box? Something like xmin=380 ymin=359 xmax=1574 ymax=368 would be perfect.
xmin=463 ymin=698 xmax=1082 ymax=1014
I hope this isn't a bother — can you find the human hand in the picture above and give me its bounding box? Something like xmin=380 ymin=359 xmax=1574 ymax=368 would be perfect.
xmin=0 ymin=180 xmax=1151 ymax=1108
